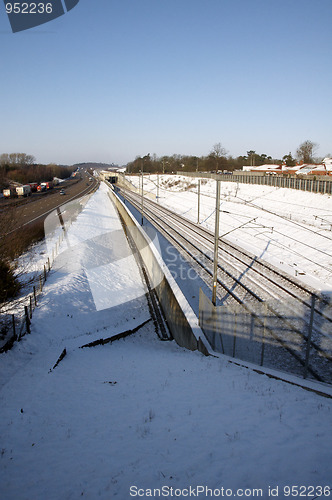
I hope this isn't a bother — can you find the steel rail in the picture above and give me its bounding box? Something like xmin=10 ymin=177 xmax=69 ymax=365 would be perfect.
xmin=135 ymin=193 xmax=332 ymax=347
xmin=123 ymin=188 xmax=331 ymax=350
xmin=125 ymin=187 xmax=332 ymax=321
xmin=156 ymin=203 xmax=332 ymax=324
xmin=118 ymin=187 xmax=331 ymax=380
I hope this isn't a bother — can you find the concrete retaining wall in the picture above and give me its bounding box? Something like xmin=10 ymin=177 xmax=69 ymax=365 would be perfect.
xmin=106 ymin=183 xmax=211 ymax=356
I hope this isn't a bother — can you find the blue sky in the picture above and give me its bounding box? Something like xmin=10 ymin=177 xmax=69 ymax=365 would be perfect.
xmin=1 ymin=0 xmax=331 ymax=165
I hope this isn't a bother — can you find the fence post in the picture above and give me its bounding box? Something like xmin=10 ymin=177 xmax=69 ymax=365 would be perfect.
xmin=12 ymin=314 xmax=16 ymax=340
xmin=140 ymin=169 xmax=144 ymax=225
xmin=33 ymin=285 xmax=37 ymax=306
xmin=39 ymin=275 xmax=43 ymax=292
xmin=212 ymin=180 xmax=221 ymax=305
xmin=48 ymin=257 xmax=50 ymax=271
xmin=44 ymin=265 xmax=47 ymax=282
xmin=29 ymin=296 xmax=32 ymax=318
xmin=232 ymin=308 xmax=237 ymax=357
xmin=24 ymin=306 xmax=31 ymax=334
xmin=304 ymin=294 xmax=316 ymax=379
xmin=260 ymin=303 xmax=267 ymax=366
xmin=197 ymin=179 xmax=201 ymax=224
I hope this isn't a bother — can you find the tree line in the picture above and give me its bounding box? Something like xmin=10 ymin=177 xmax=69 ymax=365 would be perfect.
xmin=0 ymin=153 xmax=75 ymax=190
xmin=126 ymin=140 xmax=322 ymax=174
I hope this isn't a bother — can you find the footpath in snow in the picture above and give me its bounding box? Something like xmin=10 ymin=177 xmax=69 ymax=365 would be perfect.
xmin=0 ymin=183 xmax=332 ymax=500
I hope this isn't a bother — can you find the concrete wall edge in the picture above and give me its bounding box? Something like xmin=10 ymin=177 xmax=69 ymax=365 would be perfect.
xmin=105 ymin=182 xmax=213 ymax=356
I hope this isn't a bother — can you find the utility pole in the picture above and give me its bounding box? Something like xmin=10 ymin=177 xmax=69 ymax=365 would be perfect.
xmin=197 ymin=178 xmax=201 ymax=224
xmin=157 ymin=173 xmax=159 ymax=201
xmin=212 ymin=180 xmax=221 ymax=306
xmin=141 ymin=160 xmax=144 ymax=225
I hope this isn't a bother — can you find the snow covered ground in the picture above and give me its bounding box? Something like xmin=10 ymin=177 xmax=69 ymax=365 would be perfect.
xmin=1 ymin=183 xmax=332 ymax=500
xmin=128 ymin=174 xmax=332 ymax=294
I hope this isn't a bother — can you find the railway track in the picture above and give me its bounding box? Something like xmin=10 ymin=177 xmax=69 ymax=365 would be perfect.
xmin=117 ymin=185 xmax=332 ymax=383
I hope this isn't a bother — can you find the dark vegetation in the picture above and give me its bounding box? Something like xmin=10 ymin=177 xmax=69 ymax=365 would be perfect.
xmin=0 ymin=207 xmax=47 ymax=305
xmin=3 ymin=163 xmax=73 ymax=187
xmin=0 ymin=201 xmax=22 ymax=304
xmin=2 ymin=218 xmax=45 ymax=261
xmin=0 ymin=258 xmax=21 ymax=303
xmin=0 ymin=203 xmax=43 ymax=304
xmin=125 ymin=140 xmax=319 ymax=174
xmin=0 ymin=153 xmax=75 ymax=191
xmin=126 ymin=150 xmax=286 ymax=174
xmin=0 ymin=152 xmax=75 ymax=304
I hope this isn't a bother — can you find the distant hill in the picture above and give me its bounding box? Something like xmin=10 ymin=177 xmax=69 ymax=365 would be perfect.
xmin=73 ymin=162 xmax=118 ymax=170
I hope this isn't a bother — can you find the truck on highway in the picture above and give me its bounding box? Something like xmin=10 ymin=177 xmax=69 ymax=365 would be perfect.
xmin=38 ymin=181 xmax=53 ymax=192
xmin=16 ymin=185 xmax=32 ymax=197
xmin=3 ymin=187 xmax=17 ymax=198
xmin=28 ymin=182 xmax=39 ymax=192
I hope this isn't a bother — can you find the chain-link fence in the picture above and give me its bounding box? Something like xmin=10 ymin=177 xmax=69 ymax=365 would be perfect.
xmin=199 ymin=288 xmax=332 ymax=384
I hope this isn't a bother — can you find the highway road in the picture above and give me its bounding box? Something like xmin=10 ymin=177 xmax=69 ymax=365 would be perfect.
xmin=2 ymin=171 xmax=99 ymax=232
xmin=0 ymin=171 xmax=99 ymax=249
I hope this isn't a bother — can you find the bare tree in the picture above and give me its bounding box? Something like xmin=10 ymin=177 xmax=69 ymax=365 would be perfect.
xmin=0 ymin=153 xmax=35 ymax=167
xmin=247 ymin=150 xmax=256 ymax=167
xmin=296 ymin=140 xmax=318 ymax=164
xmin=211 ymin=143 xmax=228 ymax=173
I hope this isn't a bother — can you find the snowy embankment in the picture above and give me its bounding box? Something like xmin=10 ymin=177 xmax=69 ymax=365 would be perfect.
xmin=129 ymin=174 xmax=332 ymax=293
xmin=0 ymin=183 xmax=332 ymax=499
